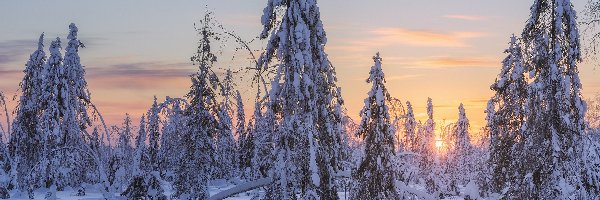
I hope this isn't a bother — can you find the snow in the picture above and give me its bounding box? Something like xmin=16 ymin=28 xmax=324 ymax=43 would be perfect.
xmin=463 ymin=180 xmax=480 ymax=199
xmin=376 ymin=87 xmax=384 ymax=106
xmin=208 ymin=178 xmax=273 ymax=200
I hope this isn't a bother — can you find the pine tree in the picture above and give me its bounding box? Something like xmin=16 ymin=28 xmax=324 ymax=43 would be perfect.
xmin=172 ymin=12 xmax=218 ymax=199
xmin=404 ymin=101 xmax=417 ymax=152
xmin=158 ymin=97 xmax=186 ymax=181
xmin=503 ymin=0 xmax=600 ymax=198
xmin=236 ymin=91 xmax=253 ymax=178
xmin=487 ymin=35 xmax=528 ymax=194
xmin=147 ymin=96 xmax=161 ymax=173
xmin=56 ymin=23 xmax=93 ymax=189
xmin=214 ymin=69 xmax=237 ymax=180
xmin=447 ymin=103 xmax=473 ymax=194
xmin=110 ymin=114 xmax=134 ymax=191
xmin=260 ymin=0 xmax=346 ymax=198
xmin=352 ymin=53 xmax=400 ymax=199
xmin=123 ymin=116 xmax=146 ymax=198
xmin=420 ymin=97 xmax=439 ymax=193
xmin=38 ymin=37 xmax=64 ymax=191
xmin=122 ymin=115 xmax=166 ymax=200
xmin=10 ymin=33 xmax=46 ymax=191
xmin=250 ymin=100 xmax=273 ymax=180
xmin=133 ymin=115 xmax=148 ymax=176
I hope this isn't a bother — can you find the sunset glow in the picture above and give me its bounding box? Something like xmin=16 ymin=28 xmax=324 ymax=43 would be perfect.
xmin=435 ymin=138 xmax=444 ymax=150
xmin=0 ymin=0 xmax=598 ymax=131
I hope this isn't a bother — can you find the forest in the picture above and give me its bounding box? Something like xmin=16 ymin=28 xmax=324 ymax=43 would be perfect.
xmin=0 ymin=0 xmax=600 ymax=199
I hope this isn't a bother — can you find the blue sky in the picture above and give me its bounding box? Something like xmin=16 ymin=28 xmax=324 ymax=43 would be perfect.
xmin=0 ymin=0 xmax=598 ymax=135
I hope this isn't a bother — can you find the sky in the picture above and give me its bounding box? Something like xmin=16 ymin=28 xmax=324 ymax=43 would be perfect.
xmin=0 ymin=0 xmax=599 ymax=138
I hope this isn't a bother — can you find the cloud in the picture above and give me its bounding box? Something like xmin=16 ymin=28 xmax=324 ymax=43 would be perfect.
xmin=88 ymin=76 xmax=189 ymax=91
xmin=0 ymin=69 xmax=22 ymax=76
xmin=386 ymin=74 xmax=424 ymax=81
xmin=369 ymin=28 xmax=489 ymax=48
xmin=444 ymin=15 xmax=487 ymax=21
xmin=465 ymin=98 xmax=491 ymax=104
xmin=325 ymin=27 xmax=490 ymax=60
xmin=0 ymin=55 xmax=18 ymax=65
xmin=350 ymin=73 xmax=423 ymax=82
xmin=0 ymin=39 xmax=36 ymax=65
xmin=409 ymin=56 xmax=498 ymax=69
xmin=86 ymin=61 xmax=195 ymax=78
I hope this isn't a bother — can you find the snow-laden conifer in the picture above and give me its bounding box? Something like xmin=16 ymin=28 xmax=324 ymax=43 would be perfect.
xmin=352 ymin=53 xmax=400 ymax=199
xmin=446 ymin=103 xmax=473 ymax=194
xmin=172 ymin=12 xmax=219 ymax=199
xmin=509 ymin=0 xmax=599 ymax=198
xmin=214 ymin=69 xmax=237 ymax=180
xmin=487 ymin=35 xmax=528 ymax=194
xmin=260 ymin=0 xmax=346 ymax=198
xmin=10 ymin=33 xmax=46 ymax=191
xmin=404 ymin=101 xmax=417 ymax=153
xmin=158 ymin=97 xmax=186 ymax=181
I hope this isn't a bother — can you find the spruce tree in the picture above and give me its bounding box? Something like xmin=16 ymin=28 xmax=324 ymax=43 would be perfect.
xmin=250 ymin=100 xmax=274 ymax=180
xmin=352 ymin=53 xmax=400 ymax=199
xmin=147 ymin=96 xmax=160 ymax=173
xmin=158 ymin=97 xmax=186 ymax=180
xmin=420 ymin=97 xmax=439 ymax=193
xmin=10 ymin=33 xmax=46 ymax=191
xmin=404 ymin=101 xmax=417 ymax=152
xmin=122 ymin=115 xmax=166 ymax=200
xmin=214 ymin=69 xmax=237 ymax=180
xmin=260 ymin=0 xmax=346 ymax=198
xmin=172 ymin=12 xmax=218 ymax=199
xmin=39 ymin=37 xmax=64 ymax=190
xmin=447 ymin=103 xmax=473 ymax=194
xmin=235 ymin=90 xmax=253 ymax=178
xmin=502 ymin=0 xmax=600 ymax=198
xmin=56 ymin=23 xmax=93 ymax=189
xmin=111 ymin=114 xmax=134 ymax=191
xmin=487 ymin=35 xmax=528 ymax=194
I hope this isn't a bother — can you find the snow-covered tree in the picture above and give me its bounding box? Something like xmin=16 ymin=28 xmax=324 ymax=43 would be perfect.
xmin=122 ymin=98 xmax=166 ymax=199
xmin=250 ymin=100 xmax=274 ymax=180
xmin=10 ymin=33 xmax=46 ymax=192
xmin=446 ymin=103 xmax=473 ymax=194
xmin=214 ymin=69 xmax=237 ymax=180
xmin=158 ymin=97 xmax=186 ymax=181
xmin=36 ymin=36 xmax=64 ymax=192
xmin=54 ymin=23 xmax=94 ymax=189
xmin=110 ymin=114 xmax=134 ymax=191
xmin=147 ymin=96 xmax=160 ymax=173
xmin=419 ymin=97 xmax=439 ymax=193
xmin=0 ymin=93 xmax=10 ymax=198
xmin=123 ymin=116 xmax=145 ymax=196
xmin=117 ymin=114 xmax=134 ymax=160
xmin=502 ymin=0 xmax=600 ymax=198
xmin=487 ymin=35 xmax=528 ymax=194
xmin=352 ymin=53 xmax=400 ymax=199
xmin=122 ymin=115 xmax=166 ymax=200
xmin=172 ymin=12 xmax=218 ymax=199
xmin=235 ymin=92 xmax=245 ymax=142
xmin=236 ymin=91 xmax=253 ymax=178
xmin=404 ymin=101 xmax=417 ymax=152
xmin=260 ymin=0 xmax=346 ymax=198
xmin=133 ymin=115 xmax=148 ymax=176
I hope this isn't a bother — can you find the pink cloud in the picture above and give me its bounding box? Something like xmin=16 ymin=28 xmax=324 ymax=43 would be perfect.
xmin=444 ymin=15 xmax=487 ymax=21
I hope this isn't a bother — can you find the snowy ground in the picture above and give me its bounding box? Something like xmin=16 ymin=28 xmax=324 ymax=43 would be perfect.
xmin=8 ymin=180 xmax=476 ymax=199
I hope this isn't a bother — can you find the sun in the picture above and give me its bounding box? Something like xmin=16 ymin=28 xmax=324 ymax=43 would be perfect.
xmin=435 ymin=138 xmax=443 ymax=149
